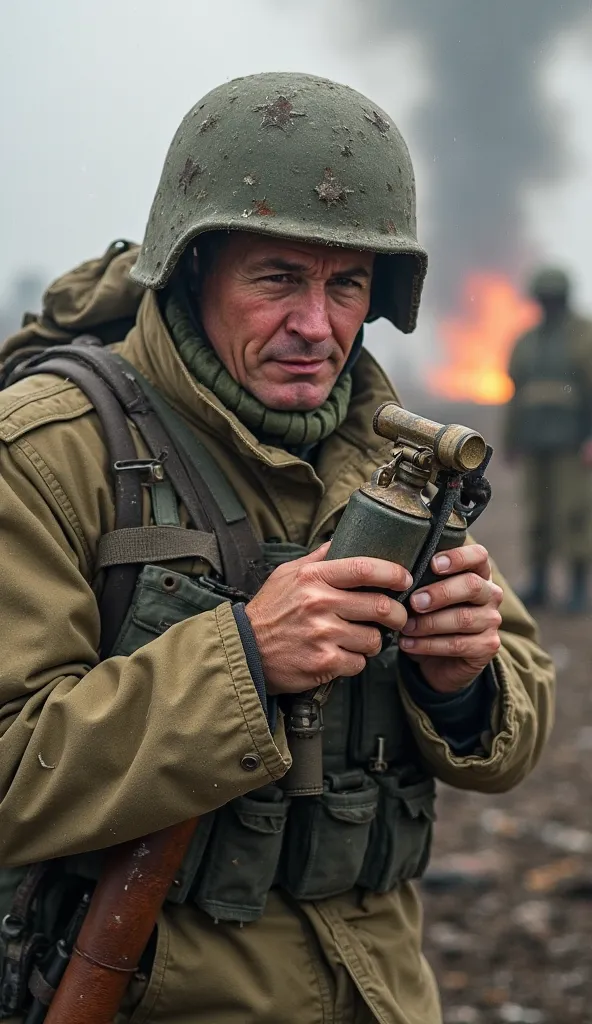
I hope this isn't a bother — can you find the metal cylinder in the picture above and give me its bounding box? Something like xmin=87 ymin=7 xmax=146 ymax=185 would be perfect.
xmin=373 ymin=404 xmax=486 ymax=472
xmin=327 ymin=489 xmax=432 ymax=572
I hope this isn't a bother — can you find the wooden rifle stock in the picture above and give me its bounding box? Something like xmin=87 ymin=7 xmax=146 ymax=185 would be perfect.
xmin=45 ymin=817 xmax=198 ymax=1024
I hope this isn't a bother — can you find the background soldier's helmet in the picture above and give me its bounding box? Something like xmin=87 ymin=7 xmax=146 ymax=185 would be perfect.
xmin=529 ymin=266 xmax=571 ymax=301
xmin=131 ymin=72 xmax=428 ymax=334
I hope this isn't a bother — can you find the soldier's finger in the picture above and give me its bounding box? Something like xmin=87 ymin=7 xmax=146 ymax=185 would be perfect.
xmin=410 ymin=573 xmax=501 ymax=613
xmin=399 ymin=629 xmax=502 ymax=659
xmin=333 ymin=622 xmax=384 ymax=656
xmin=402 ymin=604 xmax=502 ymax=637
xmin=430 ymin=543 xmax=492 ymax=581
xmin=337 ymin=650 xmax=369 ymax=678
xmin=332 ymin=590 xmax=408 ymax=632
xmin=310 ymin=556 xmax=413 ymax=593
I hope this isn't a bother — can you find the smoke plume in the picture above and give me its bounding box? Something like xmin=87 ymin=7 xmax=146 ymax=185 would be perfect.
xmin=355 ymin=0 xmax=591 ymax=312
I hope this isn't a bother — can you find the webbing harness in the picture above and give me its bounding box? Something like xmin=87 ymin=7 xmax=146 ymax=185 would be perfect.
xmin=8 ymin=339 xmax=263 ymax=656
xmin=1 ymin=340 xmax=318 ymax=1019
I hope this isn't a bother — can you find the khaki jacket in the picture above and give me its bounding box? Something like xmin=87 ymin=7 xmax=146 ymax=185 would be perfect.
xmin=0 ymin=272 xmax=555 ymax=1023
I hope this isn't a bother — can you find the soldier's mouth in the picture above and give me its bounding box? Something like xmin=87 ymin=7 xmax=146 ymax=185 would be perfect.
xmin=275 ymin=359 xmax=327 ymax=375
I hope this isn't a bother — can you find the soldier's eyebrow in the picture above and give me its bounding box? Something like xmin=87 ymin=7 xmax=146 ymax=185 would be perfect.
xmin=329 ymin=265 xmax=371 ymax=280
xmin=250 ymin=257 xmax=371 ymax=278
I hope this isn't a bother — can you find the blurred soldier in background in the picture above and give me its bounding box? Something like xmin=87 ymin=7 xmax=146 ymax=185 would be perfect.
xmin=505 ymin=268 xmax=592 ymax=612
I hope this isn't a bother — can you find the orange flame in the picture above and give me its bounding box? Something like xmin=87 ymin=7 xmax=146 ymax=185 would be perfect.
xmin=429 ymin=273 xmax=540 ymax=404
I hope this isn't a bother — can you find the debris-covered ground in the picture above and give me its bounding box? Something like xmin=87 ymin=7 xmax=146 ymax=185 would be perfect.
xmin=416 ymin=402 xmax=592 ymax=1024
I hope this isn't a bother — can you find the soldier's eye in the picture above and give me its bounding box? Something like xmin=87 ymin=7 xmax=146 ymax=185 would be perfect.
xmin=331 ymin=277 xmax=362 ymax=289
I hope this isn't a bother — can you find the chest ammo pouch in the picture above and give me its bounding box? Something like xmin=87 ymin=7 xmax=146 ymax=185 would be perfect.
xmin=0 ymin=340 xmax=435 ymax=1014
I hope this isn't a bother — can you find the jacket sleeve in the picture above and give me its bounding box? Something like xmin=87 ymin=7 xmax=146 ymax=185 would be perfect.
xmin=399 ymin=655 xmax=497 ymax=754
xmin=398 ymin=560 xmax=555 ymax=793
xmin=0 ymin=430 xmax=290 ymax=867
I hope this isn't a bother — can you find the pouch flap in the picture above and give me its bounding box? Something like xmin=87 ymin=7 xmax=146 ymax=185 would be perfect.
xmin=384 ymin=775 xmax=436 ymax=820
xmin=323 ymin=781 xmax=379 ymax=826
xmin=131 ymin=565 xmax=227 ymax=635
xmin=234 ymin=790 xmax=290 ymax=835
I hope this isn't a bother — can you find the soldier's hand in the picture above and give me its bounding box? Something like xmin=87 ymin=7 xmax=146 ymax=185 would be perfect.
xmin=245 ymin=543 xmax=410 ymax=694
xmin=399 ymin=543 xmax=503 ymax=693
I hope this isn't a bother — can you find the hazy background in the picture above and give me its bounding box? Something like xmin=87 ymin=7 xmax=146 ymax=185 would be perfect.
xmin=4 ymin=10 xmax=592 ymax=1020
xmin=2 ymin=0 xmax=592 ymax=387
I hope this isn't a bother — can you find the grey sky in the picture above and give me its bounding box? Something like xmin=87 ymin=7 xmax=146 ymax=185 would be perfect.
xmin=0 ymin=0 xmax=360 ymax=285
xmin=1 ymin=0 xmax=591 ymax=381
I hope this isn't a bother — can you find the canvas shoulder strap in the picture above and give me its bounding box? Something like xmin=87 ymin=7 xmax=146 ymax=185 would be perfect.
xmin=8 ymin=339 xmax=263 ymax=654
xmin=111 ymin=354 xmax=264 ymax=587
xmin=9 ymin=338 xmax=146 ymax=656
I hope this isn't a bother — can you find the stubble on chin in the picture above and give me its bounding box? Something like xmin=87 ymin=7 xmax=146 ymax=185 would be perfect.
xmin=256 ymin=379 xmax=335 ymax=412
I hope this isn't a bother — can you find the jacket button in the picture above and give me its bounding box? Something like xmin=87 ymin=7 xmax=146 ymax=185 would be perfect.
xmin=240 ymin=754 xmax=261 ymax=771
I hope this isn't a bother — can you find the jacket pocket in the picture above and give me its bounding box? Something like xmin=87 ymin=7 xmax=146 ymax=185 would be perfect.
xmin=112 ymin=565 xmax=228 ymax=657
xmin=281 ymin=770 xmax=378 ymax=901
xmin=359 ymin=771 xmax=436 ymax=892
xmin=192 ymin=785 xmax=290 ymax=924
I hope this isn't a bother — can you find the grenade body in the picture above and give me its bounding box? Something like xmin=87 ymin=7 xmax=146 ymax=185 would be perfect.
xmin=327 ymin=490 xmax=431 ymax=571
xmin=330 ymin=402 xmax=487 ymax=581
xmin=328 ymin=488 xmax=467 ymax=587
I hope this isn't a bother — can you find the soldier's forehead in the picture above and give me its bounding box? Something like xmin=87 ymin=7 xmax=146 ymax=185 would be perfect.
xmin=229 ymin=233 xmax=375 ymax=268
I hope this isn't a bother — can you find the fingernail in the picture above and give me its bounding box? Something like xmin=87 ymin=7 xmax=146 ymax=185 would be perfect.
xmin=433 ymin=555 xmax=451 ymax=572
xmin=403 ymin=571 xmax=413 ymax=589
xmin=412 ymin=592 xmax=431 ymax=610
xmin=402 ymin=618 xmax=417 ymax=633
xmin=399 ymin=637 xmax=415 ymax=649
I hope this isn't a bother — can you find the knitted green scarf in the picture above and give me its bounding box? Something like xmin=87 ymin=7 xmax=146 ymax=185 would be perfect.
xmin=164 ymin=290 xmax=352 ymax=449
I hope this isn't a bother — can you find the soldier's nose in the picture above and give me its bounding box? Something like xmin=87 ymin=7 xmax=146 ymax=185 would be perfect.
xmin=285 ymin=296 xmax=332 ymax=345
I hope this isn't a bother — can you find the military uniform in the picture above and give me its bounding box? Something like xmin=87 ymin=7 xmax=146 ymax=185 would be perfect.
xmin=0 ymin=74 xmax=555 ymax=1024
xmin=505 ymin=268 xmax=592 ymax=610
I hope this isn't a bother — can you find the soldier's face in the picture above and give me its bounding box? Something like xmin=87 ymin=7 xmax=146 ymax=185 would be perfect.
xmin=196 ymin=234 xmax=374 ymax=411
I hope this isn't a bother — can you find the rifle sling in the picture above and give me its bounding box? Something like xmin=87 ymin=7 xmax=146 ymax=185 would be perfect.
xmin=14 ymin=352 xmax=144 ymax=658
xmin=112 ymin=355 xmax=263 ymax=592
xmin=13 ymin=340 xmax=262 ymax=596
xmin=57 ymin=344 xmax=261 ymax=593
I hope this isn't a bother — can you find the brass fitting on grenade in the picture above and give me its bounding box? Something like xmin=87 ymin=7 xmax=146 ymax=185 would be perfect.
xmin=339 ymin=404 xmax=489 ymax=564
xmin=373 ymin=404 xmax=487 ymax=477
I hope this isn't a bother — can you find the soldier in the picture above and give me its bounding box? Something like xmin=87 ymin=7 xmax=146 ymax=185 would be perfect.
xmin=505 ymin=267 xmax=592 ymax=612
xmin=0 ymin=74 xmax=554 ymax=1024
